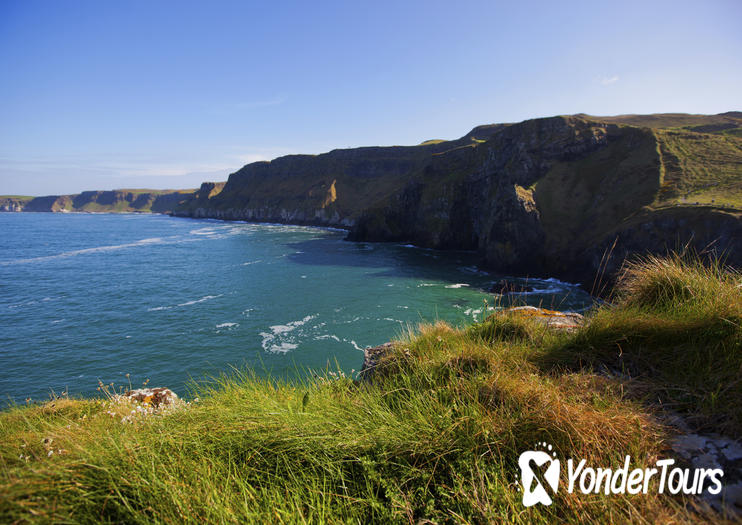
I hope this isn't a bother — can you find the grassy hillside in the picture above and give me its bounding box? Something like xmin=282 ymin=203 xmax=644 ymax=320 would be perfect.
xmin=653 ymin=129 xmax=742 ymax=208
xmin=1 ymin=254 xmax=739 ymax=523
xmin=575 ymin=112 xmax=742 ymax=132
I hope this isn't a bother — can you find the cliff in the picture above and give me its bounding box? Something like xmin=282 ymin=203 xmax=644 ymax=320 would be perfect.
xmin=6 ymin=112 xmax=740 ymax=285
xmin=175 ymin=112 xmax=742 ymax=286
xmin=0 ymin=189 xmax=196 ymax=214
xmin=172 ymin=125 xmax=505 ymax=226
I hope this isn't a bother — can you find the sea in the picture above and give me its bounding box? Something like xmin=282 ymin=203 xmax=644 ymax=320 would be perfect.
xmin=0 ymin=212 xmax=592 ymax=402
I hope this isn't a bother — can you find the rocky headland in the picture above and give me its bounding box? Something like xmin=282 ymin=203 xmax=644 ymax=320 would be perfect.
xmin=5 ymin=111 xmax=742 ymax=287
xmin=0 ymin=189 xmax=196 ymax=214
xmin=173 ymin=112 xmax=742 ymax=287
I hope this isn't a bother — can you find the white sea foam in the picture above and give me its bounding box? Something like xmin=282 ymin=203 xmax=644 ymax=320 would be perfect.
xmin=190 ymin=228 xmax=217 ymax=235
xmin=259 ymin=314 xmax=316 ymax=354
xmin=266 ymin=342 xmax=298 ymax=354
xmin=417 ymin=283 xmax=436 ymax=287
xmin=343 ymin=339 xmax=364 ymax=351
xmin=1 ymin=236 xmax=170 ymax=265
xmin=148 ymin=294 xmax=223 ymax=311
xmin=542 ymin=277 xmax=580 ymax=286
xmin=268 ymin=314 xmax=316 ymax=335
xmin=147 ymin=305 xmax=171 ymax=311
xmin=445 ymin=283 xmax=470 ymax=289
xmin=178 ymin=294 xmax=223 ymax=307
xmin=216 ymin=322 xmax=239 ymax=329
xmin=316 ymin=334 xmax=341 ymax=342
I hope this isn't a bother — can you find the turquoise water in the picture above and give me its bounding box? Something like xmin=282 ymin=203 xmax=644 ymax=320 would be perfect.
xmin=0 ymin=213 xmax=591 ymax=402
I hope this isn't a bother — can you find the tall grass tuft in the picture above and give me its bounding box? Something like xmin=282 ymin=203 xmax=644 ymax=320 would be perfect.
xmin=615 ymin=251 xmax=740 ymax=313
xmin=544 ymin=251 xmax=742 ymax=438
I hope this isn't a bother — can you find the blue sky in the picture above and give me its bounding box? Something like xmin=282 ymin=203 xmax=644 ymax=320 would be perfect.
xmin=1 ymin=0 xmax=740 ymax=195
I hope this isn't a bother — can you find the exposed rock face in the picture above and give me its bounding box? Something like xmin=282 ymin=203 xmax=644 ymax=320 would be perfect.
xmin=172 ymin=125 xmax=506 ymax=229
xmin=359 ymin=342 xmax=396 ymax=382
xmin=0 ymin=190 xmax=195 ymax=214
xmin=345 ymin=115 xmax=742 ymax=287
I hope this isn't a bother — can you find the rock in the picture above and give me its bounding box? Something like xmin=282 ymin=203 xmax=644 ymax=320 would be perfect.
xmin=358 ymin=343 xmax=413 ymax=382
xmin=123 ymin=387 xmax=179 ymax=408
xmin=504 ymin=306 xmax=584 ymax=331
xmin=359 ymin=343 xmax=395 ymax=381
xmin=669 ymin=432 xmax=742 ymax=515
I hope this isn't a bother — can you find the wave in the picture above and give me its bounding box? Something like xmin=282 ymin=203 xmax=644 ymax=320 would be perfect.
xmin=147 ymin=306 xmax=170 ymax=311
xmin=541 ymin=277 xmax=581 ymax=287
xmin=189 ymin=228 xmax=218 ymax=235
xmin=178 ymin=294 xmax=223 ymax=307
xmin=315 ymin=334 xmax=341 ymax=342
xmin=268 ymin=314 xmax=316 ymax=335
xmin=1 ymin=237 xmax=168 ymax=265
xmin=259 ymin=314 xmax=317 ymax=354
xmin=445 ymin=283 xmax=470 ymax=289
xmin=266 ymin=342 xmax=298 ymax=354
xmin=345 ymin=339 xmax=363 ymax=351
xmin=216 ymin=322 xmax=239 ymax=329
xmin=148 ymin=294 xmax=223 ymax=311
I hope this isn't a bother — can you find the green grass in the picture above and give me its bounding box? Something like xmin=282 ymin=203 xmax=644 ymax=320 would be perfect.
xmin=0 ymin=195 xmax=34 ymax=201
xmin=1 ymin=253 xmax=739 ymax=523
xmin=654 ymin=129 xmax=742 ymax=209
xmin=575 ymin=112 xmax=742 ymax=131
xmin=541 ymin=252 xmax=742 ymax=438
xmin=534 ymin=126 xmax=661 ymax=254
